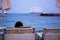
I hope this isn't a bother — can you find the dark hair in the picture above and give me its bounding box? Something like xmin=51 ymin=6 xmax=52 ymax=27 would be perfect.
xmin=15 ymin=21 xmax=23 ymax=28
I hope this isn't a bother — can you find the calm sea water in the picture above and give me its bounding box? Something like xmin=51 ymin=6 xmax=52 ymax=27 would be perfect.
xmin=0 ymin=13 xmax=60 ymax=40
xmin=0 ymin=13 xmax=60 ymax=30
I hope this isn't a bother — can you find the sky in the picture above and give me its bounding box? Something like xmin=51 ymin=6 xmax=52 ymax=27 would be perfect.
xmin=0 ymin=0 xmax=60 ymax=13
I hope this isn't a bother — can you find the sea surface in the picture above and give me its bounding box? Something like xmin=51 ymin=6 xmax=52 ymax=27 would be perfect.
xmin=0 ymin=13 xmax=60 ymax=40
xmin=0 ymin=13 xmax=60 ymax=30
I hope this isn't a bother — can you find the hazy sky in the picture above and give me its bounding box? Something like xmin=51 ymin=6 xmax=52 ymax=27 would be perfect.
xmin=0 ymin=0 xmax=60 ymax=13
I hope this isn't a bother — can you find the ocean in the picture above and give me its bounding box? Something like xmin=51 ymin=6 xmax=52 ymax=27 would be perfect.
xmin=0 ymin=13 xmax=60 ymax=40
xmin=0 ymin=13 xmax=60 ymax=30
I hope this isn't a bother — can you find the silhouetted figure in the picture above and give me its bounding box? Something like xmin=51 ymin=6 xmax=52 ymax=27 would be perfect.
xmin=15 ymin=21 xmax=23 ymax=28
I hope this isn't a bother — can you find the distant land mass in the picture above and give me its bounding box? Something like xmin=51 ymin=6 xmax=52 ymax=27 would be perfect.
xmin=40 ymin=13 xmax=60 ymax=16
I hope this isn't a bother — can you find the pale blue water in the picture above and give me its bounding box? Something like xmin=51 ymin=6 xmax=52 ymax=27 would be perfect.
xmin=0 ymin=13 xmax=60 ymax=40
xmin=0 ymin=13 xmax=60 ymax=30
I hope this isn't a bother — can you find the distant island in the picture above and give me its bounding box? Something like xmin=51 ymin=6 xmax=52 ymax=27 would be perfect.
xmin=40 ymin=13 xmax=60 ymax=16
